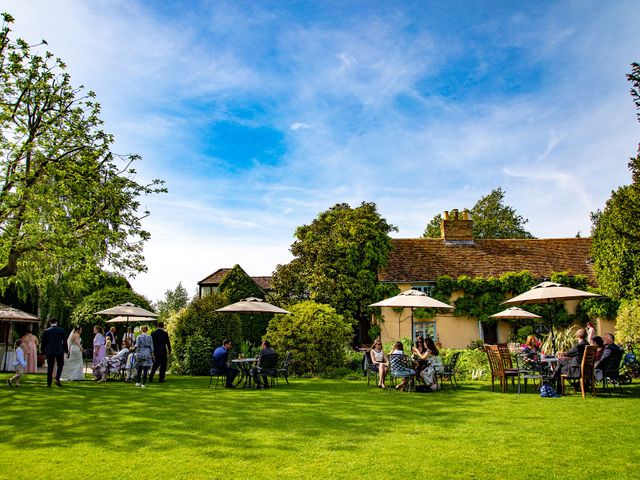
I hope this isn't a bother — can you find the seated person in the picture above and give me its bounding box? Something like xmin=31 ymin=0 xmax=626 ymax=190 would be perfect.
xmin=411 ymin=336 xmax=428 ymax=377
xmin=591 ymin=335 xmax=605 ymax=363
xmin=369 ymin=339 xmax=389 ymax=389
xmin=389 ymin=341 xmax=415 ymax=391
xmin=520 ymin=335 xmax=545 ymax=373
xmin=414 ymin=337 xmax=444 ymax=391
xmin=557 ymin=328 xmax=589 ymax=378
xmin=93 ymin=340 xmax=132 ymax=382
xmin=251 ymin=340 xmax=278 ymax=389
xmin=595 ymin=333 xmax=623 ymax=381
xmin=211 ymin=339 xmax=238 ymax=388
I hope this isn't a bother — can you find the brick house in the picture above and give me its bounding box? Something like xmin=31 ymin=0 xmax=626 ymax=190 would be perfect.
xmin=376 ymin=209 xmax=602 ymax=347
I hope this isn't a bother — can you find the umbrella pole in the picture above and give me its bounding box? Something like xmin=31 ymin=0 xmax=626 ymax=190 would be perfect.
xmin=411 ymin=309 xmax=414 ymax=347
xmin=3 ymin=321 xmax=8 ymax=372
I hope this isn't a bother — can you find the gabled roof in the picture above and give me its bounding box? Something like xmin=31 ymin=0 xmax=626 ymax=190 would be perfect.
xmin=197 ymin=267 xmax=273 ymax=291
xmin=379 ymin=238 xmax=595 ymax=285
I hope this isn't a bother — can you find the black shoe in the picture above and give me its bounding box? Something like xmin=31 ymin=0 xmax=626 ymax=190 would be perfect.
xmin=55 ymin=381 xmax=62 ymax=387
xmin=7 ymin=379 xmax=12 ymax=388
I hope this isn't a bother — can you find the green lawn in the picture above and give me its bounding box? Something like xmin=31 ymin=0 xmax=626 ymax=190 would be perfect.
xmin=1 ymin=374 xmax=638 ymax=479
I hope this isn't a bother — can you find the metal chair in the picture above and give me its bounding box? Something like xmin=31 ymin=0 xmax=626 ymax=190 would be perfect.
xmin=600 ymin=347 xmax=624 ymax=395
xmin=208 ymin=358 xmax=229 ymax=389
xmin=253 ymin=352 xmax=278 ymax=387
xmin=438 ymin=350 xmax=461 ymax=389
xmin=364 ymin=351 xmax=381 ymax=387
xmin=514 ymin=353 xmax=543 ymax=394
xmin=276 ymin=351 xmax=292 ymax=385
xmin=388 ymin=353 xmax=415 ymax=392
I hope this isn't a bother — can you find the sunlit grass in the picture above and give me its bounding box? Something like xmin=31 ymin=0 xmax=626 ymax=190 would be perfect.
xmin=1 ymin=374 xmax=638 ymax=479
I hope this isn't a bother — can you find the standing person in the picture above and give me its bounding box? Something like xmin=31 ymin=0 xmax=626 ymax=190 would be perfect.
xmin=20 ymin=328 xmax=39 ymax=374
xmin=7 ymin=339 xmax=27 ymax=387
xmin=586 ymin=322 xmax=596 ymax=344
xmin=93 ymin=325 xmax=106 ymax=366
xmin=105 ymin=326 xmax=117 ymax=350
xmin=149 ymin=322 xmax=172 ymax=383
xmin=251 ymin=340 xmax=277 ymax=389
xmin=61 ymin=326 xmax=85 ymax=381
xmin=122 ymin=327 xmax=134 ymax=347
xmin=134 ymin=325 xmax=154 ymax=388
xmin=41 ymin=318 xmax=68 ymax=387
xmin=211 ymin=339 xmax=238 ymax=388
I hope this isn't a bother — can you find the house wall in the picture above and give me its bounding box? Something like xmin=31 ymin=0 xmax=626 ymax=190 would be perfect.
xmin=496 ymin=321 xmax=514 ymax=344
xmin=597 ymin=318 xmax=617 ymax=337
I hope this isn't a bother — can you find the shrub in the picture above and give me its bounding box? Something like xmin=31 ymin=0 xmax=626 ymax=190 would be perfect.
xmin=184 ymin=335 xmax=213 ymax=376
xmin=541 ymin=325 xmax=577 ymax=354
xmin=70 ymin=286 xmax=153 ymax=346
xmin=616 ymin=299 xmax=640 ymax=345
xmin=264 ymin=301 xmax=352 ymax=376
xmin=167 ymin=291 xmax=242 ymax=372
xmin=441 ymin=348 xmax=490 ymax=380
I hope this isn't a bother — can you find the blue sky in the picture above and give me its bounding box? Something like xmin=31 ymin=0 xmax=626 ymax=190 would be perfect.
xmin=5 ymin=1 xmax=640 ymax=302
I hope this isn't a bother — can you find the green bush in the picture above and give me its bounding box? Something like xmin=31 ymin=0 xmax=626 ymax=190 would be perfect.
xmin=184 ymin=335 xmax=213 ymax=376
xmin=441 ymin=348 xmax=490 ymax=380
xmin=615 ymin=299 xmax=640 ymax=345
xmin=167 ymin=291 xmax=242 ymax=373
xmin=70 ymin=286 xmax=153 ymax=346
xmin=264 ymin=301 xmax=353 ymax=376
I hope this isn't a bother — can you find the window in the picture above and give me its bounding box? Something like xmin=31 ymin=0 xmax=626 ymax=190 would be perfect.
xmin=200 ymin=286 xmax=212 ymax=297
xmin=411 ymin=284 xmax=434 ymax=296
xmin=413 ymin=321 xmax=436 ymax=342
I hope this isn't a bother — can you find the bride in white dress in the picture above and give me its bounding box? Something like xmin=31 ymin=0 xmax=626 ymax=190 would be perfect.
xmin=61 ymin=326 xmax=85 ymax=381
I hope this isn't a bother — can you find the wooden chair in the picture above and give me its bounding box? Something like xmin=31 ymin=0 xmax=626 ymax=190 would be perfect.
xmin=497 ymin=343 xmax=519 ymax=388
xmin=561 ymin=345 xmax=597 ymax=398
xmin=485 ymin=345 xmax=507 ymax=393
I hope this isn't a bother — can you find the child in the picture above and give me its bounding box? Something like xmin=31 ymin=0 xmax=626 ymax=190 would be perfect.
xmin=8 ymin=339 xmax=27 ymax=387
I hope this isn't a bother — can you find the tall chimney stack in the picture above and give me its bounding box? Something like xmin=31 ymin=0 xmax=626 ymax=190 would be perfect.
xmin=440 ymin=209 xmax=474 ymax=243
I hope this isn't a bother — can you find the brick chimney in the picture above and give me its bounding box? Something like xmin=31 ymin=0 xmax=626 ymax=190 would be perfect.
xmin=440 ymin=209 xmax=474 ymax=243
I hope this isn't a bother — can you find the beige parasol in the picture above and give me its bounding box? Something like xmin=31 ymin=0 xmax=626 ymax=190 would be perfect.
xmin=369 ymin=289 xmax=454 ymax=342
xmin=215 ymin=297 xmax=290 ymax=345
xmin=502 ymin=281 xmax=601 ymax=352
xmin=490 ymin=307 xmax=542 ymax=320
xmin=0 ymin=304 xmax=40 ymax=371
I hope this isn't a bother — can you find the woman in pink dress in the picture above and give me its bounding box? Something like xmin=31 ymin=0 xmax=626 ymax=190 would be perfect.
xmin=93 ymin=325 xmax=106 ymax=366
xmin=20 ymin=328 xmax=39 ymax=374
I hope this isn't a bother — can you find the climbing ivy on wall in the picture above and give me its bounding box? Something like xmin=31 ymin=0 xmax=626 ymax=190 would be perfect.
xmin=415 ymin=270 xmax=618 ymax=325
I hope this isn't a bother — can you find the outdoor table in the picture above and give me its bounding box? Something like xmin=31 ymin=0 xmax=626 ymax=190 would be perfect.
xmin=231 ymin=358 xmax=257 ymax=388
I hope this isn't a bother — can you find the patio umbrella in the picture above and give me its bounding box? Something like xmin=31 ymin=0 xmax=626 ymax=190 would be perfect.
xmin=490 ymin=307 xmax=542 ymax=320
xmin=95 ymin=302 xmax=158 ymax=336
xmin=106 ymin=316 xmax=157 ymax=324
xmin=501 ymin=281 xmax=601 ymax=352
xmin=0 ymin=304 xmax=40 ymax=371
xmin=369 ymin=290 xmax=454 ymax=343
xmin=215 ymin=297 xmax=290 ymax=345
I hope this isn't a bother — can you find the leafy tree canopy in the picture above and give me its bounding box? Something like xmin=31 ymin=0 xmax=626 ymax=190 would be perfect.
xmin=154 ymin=282 xmax=190 ymax=321
xmin=272 ymin=202 xmax=397 ymax=321
xmin=615 ymin=298 xmax=640 ymax=345
xmin=591 ymin=62 xmax=640 ymax=300
xmin=423 ymin=188 xmax=534 ymax=239
xmin=0 ymin=13 xmax=166 ymax=290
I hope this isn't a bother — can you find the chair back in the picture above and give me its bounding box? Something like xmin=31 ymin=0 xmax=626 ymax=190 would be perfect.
xmin=388 ymin=353 xmax=409 ymax=373
xmin=447 ymin=351 xmax=461 ymax=370
xmin=581 ymin=345 xmax=597 ymax=380
xmin=485 ymin=345 xmax=504 ymax=376
xmin=497 ymin=343 xmax=513 ymax=369
xmin=260 ymin=352 xmax=278 ymax=370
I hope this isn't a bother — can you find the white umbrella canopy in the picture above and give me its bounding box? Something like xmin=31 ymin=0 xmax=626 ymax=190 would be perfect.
xmin=106 ymin=316 xmax=157 ymax=324
xmin=369 ymin=289 xmax=454 ymax=309
xmin=215 ymin=297 xmax=290 ymax=315
xmin=501 ymin=282 xmax=601 ymax=305
xmin=369 ymin=290 xmax=454 ymax=343
xmin=0 ymin=303 xmax=40 ymax=322
xmin=490 ymin=307 xmax=542 ymax=320
xmin=95 ymin=302 xmax=158 ymax=318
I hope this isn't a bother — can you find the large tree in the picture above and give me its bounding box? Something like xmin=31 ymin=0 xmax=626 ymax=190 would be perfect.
xmin=0 ymin=13 xmax=165 ymax=290
xmin=272 ymin=202 xmax=397 ymax=322
xmin=422 ymin=187 xmax=534 ymax=239
xmin=591 ymin=63 xmax=640 ymax=300
xmin=154 ymin=282 xmax=190 ymax=321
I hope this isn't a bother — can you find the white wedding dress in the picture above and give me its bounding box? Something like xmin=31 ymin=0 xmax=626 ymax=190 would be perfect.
xmin=61 ymin=332 xmax=85 ymax=381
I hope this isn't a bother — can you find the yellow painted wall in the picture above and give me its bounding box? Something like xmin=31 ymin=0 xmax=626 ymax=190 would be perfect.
xmin=597 ymin=318 xmax=617 ymax=337
xmin=496 ymin=321 xmax=514 ymax=343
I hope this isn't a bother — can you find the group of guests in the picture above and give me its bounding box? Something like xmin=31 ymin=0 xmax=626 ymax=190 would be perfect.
xmin=520 ymin=324 xmax=623 ymax=387
xmin=211 ymin=339 xmax=278 ymax=389
xmin=368 ymin=336 xmax=444 ymax=391
xmin=7 ymin=319 xmax=171 ymax=388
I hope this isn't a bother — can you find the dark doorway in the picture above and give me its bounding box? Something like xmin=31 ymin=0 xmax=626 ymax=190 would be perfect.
xmin=482 ymin=323 xmax=498 ymax=345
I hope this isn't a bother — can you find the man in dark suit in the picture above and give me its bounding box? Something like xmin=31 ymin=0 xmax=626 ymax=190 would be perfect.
xmin=595 ymin=333 xmax=623 ymax=380
xmin=149 ymin=322 xmax=172 ymax=383
xmin=559 ymin=328 xmax=589 ymax=378
xmin=251 ymin=340 xmax=278 ymax=389
xmin=41 ymin=318 xmax=68 ymax=387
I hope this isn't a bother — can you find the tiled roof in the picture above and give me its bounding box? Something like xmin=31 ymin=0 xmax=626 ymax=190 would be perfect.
xmin=198 ymin=268 xmax=232 ymax=285
xmin=198 ymin=267 xmax=273 ymax=291
xmin=379 ymin=238 xmax=595 ymax=285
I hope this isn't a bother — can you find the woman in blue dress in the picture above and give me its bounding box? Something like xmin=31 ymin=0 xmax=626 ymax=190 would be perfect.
xmin=134 ymin=325 xmax=154 ymax=387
